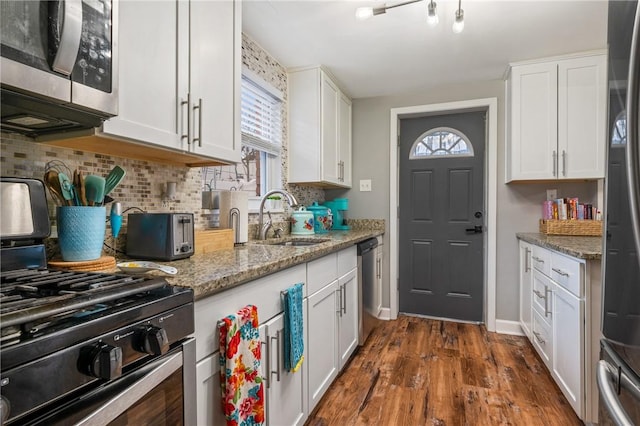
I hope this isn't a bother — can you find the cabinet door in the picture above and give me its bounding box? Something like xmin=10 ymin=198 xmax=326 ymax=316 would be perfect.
xmin=338 ymin=92 xmax=352 ymax=187
xmin=552 ymin=282 xmax=584 ymax=418
xmin=519 ymin=241 xmax=533 ymax=338
xmin=509 ymin=62 xmax=558 ymax=180
xmin=263 ymin=311 xmax=307 ymax=426
xmin=321 ymin=73 xmax=340 ymax=184
xmin=189 ymin=0 xmax=241 ymax=163
xmin=101 ymin=0 xmax=188 ymax=151
xmin=558 ymin=55 xmax=607 ymax=179
xmin=338 ymin=268 xmax=358 ymax=368
xmin=196 ymin=351 xmax=226 ymax=426
xmin=307 ymin=281 xmax=339 ymax=412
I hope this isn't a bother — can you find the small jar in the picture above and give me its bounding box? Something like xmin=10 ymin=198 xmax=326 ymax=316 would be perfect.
xmin=290 ymin=206 xmax=314 ymax=235
xmin=307 ymin=202 xmax=332 ymax=234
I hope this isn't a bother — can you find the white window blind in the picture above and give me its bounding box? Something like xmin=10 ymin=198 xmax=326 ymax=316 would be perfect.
xmin=241 ymin=76 xmax=282 ymax=156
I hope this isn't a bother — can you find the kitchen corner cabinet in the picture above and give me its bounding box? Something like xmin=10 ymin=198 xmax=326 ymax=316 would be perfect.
xmin=517 ymin=239 xmax=602 ymax=423
xmin=506 ymin=52 xmax=606 ymax=182
xmin=288 ymin=66 xmax=352 ymax=188
xmin=101 ymin=0 xmax=241 ymax=165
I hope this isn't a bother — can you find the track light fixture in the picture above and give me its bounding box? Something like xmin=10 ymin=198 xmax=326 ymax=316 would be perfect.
xmin=355 ymin=0 xmax=464 ymax=33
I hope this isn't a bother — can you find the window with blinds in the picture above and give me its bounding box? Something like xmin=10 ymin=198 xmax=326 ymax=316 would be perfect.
xmin=202 ymin=73 xmax=283 ymax=199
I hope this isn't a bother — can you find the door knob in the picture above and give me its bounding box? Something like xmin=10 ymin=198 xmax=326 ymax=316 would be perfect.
xmin=465 ymin=225 xmax=483 ymax=234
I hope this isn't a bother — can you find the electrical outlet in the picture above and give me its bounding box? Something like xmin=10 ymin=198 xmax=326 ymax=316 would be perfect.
xmin=546 ymin=189 xmax=558 ymax=201
xmin=359 ymin=179 xmax=372 ymax=192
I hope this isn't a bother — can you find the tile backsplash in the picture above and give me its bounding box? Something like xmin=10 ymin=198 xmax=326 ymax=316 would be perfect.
xmin=0 ymin=33 xmax=324 ymax=245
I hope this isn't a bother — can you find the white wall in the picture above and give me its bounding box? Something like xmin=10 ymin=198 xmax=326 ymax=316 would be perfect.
xmin=329 ymin=79 xmax=598 ymax=322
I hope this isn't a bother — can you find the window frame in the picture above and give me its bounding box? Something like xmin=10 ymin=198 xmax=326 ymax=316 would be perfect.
xmin=409 ymin=126 xmax=474 ymax=159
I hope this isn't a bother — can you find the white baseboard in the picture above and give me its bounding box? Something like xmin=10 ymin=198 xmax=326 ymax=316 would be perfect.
xmin=377 ymin=308 xmax=391 ymax=320
xmin=495 ymin=320 xmax=525 ymax=336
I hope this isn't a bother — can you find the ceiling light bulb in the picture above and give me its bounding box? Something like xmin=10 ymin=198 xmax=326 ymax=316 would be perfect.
xmin=427 ymin=1 xmax=438 ymax=26
xmin=452 ymin=8 xmax=464 ymax=33
xmin=355 ymin=6 xmax=374 ymax=20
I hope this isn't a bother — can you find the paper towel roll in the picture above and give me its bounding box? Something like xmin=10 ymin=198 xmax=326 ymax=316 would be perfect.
xmin=219 ymin=190 xmax=248 ymax=244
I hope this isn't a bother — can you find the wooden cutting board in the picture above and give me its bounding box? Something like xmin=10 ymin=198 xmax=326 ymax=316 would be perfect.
xmin=48 ymin=256 xmax=117 ymax=272
xmin=194 ymin=229 xmax=234 ymax=254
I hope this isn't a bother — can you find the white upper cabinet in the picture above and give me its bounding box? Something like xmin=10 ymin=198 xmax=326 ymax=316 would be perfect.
xmin=506 ymin=52 xmax=606 ymax=182
xmin=101 ymin=0 xmax=240 ymax=165
xmin=289 ymin=66 xmax=352 ymax=188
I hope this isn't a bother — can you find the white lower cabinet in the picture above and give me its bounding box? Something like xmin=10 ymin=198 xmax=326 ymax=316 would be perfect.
xmin=518 ymin=240 xmax=533 ymax=338
xmin=307 ymin=280 xmax=339 ymax=412
xmin=260 ymin=309 xmax=307 ymax=426
xmin=194 ymin=244 xmax=361 ymax=425
xmin=518 ymin=238 xmax=601 ymax=423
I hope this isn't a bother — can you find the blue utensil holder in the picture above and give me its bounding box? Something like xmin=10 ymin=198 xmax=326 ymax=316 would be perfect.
xmin=57 ymin=206 xmax=106 ymax=261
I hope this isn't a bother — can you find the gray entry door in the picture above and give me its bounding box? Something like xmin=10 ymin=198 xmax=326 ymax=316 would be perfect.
xmin=399 ymin=111 xmax=485 ymax=321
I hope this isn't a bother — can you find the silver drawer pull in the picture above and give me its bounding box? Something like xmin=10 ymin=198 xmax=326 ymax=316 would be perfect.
xmin=533 ymin=331 xmax=546 ymax=345
xmin=532 ymin=256 xmax=544 ymax=263
xmin=533 ymin=289 xmax=546 ymax=300
xmin=544 ymin=287 xmax=552 ymax=317
xmin=551 ymin=267 xmax=569 ymax=277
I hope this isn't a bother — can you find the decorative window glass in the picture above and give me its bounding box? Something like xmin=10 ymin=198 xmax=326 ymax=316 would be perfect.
xmin=612 ymin=111 xmax=627 ymax=147
xmin=409 ymin=127 xmax=474 ymax=159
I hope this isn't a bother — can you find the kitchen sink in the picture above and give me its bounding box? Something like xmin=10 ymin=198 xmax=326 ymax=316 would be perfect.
xmin=261 ymin=238 xmax=331 ymax=247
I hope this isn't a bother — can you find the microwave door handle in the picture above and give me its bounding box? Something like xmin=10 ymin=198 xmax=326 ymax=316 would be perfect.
xmin=51 ymin=0 xmax=83 ymax=76
xmin=74 ymin=351 xmax=183 ymax=426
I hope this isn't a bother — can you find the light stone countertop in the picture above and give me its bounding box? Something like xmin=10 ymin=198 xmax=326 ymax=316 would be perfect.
xmin=516 ymin=233 xmax=603 ymax=260
xmin=154 ymin=230 xmax=383 ymax=300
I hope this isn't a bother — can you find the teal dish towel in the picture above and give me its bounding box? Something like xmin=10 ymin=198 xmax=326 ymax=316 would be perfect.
xmin=283 ymin=283 xmax=304 ymax=372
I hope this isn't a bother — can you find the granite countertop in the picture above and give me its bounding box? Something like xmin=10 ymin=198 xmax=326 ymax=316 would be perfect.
xmin=157 ymin=229 xmax=383 ymax=300
xmin=516 ymin=232 xmax=602 ymax=260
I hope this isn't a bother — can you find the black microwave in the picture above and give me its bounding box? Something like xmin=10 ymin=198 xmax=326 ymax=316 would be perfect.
xmin=0 ymin=0 xmax=118 ymax=137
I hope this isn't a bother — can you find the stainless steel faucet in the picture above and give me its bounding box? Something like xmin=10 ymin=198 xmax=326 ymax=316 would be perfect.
xmin=257 ymin=189 xmax=299 ymax=240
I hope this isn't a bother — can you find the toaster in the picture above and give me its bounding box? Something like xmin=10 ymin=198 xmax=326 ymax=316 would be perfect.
xmin=126 ymin=213 xmax=194 ymax=261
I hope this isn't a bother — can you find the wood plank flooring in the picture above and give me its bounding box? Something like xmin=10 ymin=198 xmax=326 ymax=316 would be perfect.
xmin=305 ymin=315 xmax=582 ymax=426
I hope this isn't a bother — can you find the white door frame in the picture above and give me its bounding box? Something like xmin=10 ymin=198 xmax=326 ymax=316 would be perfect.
xmin=389 ymin=97 xmax=498 ymax=332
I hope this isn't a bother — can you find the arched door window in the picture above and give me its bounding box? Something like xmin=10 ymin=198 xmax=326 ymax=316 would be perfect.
xmin=612 ymin=111 xmax=627 ymax=147
xmin=409 ymin=127 xmax=474 ymax=159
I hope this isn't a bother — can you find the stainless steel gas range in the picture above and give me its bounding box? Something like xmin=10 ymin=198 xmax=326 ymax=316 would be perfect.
xmin=0 ymin=177 xmax=196 ymax=425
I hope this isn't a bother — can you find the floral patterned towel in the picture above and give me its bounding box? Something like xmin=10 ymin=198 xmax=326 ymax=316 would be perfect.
xmin=218 ymin=305 xmax=264 ymax=426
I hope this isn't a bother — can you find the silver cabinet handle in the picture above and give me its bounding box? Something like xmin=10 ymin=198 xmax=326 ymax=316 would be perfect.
xmin=552 ymin=151 xmax=557 ymax=177
xmin=562 ymin=150 xmax=567 ymax=177
xmin=270 ymin=330 xmax=282 ymax=384
xmin=336 ymin=288 xmax=342 ymax=316
xmin=524 ymin=248 xmax=531 ymax=272
xmin=193 ymin=98 xmax=203 ymax=148
xmin=627 ymin=6 xmax=640 ymax=274
xmin=532 ymin=331 xmax=546 ymax=345
xmin=551 ymin=267 xmax=569 ymax=277
xmin=51 ymin=0 xmax=83 ymax=76
xmin=376 ymin=258 xmax=381 ymax=279
xmin=597 ymin=360 xmax=635 ymax=426
xmin=261 ymin=340 xmax=270 ymax=389
xmin=532 ymin=256 xmax=544 ymax=264
xmin=544 ymin=287 xmax=552 ymax=317
xmin=342 ymin=284 xmax=347 ymax=315
xmin=533 ymin=289 xmax=546 ymax=300
xmin=181 ymin=94 xmax=191 ymax=144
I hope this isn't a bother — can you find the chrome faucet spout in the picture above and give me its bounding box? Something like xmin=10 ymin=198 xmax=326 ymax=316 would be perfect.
xmin=257 ymin=189 xmax=300 ymax=240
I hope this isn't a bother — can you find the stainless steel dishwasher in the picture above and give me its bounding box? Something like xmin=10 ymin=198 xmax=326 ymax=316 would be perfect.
xmin=357 ymin=237 xmax=379 ymax=345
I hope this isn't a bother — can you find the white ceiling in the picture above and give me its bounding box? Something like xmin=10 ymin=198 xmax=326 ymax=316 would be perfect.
xmin=242 ymin=0 xmax=608 ymax=99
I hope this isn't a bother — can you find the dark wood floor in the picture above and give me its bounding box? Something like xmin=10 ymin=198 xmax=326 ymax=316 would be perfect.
xmin=306 ymin=315 xmax=582 ymax=426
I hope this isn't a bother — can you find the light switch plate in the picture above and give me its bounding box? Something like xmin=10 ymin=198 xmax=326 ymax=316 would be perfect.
xmin=360 ymin=179 xmax=372 ymax=192
xmin=546 ymin=189 xmax=557 ymax=201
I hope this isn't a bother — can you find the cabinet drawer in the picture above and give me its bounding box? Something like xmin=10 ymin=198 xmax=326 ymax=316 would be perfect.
xmin=531 ymin=245 xmax=551 ymax=276
xmin=307 ymin=253 xmax=338 ymax=295
xmin=194 ymin=263 xmax=306 ymax=362
xmin=532 ymin=269 xmax=553 ymax=323
xmin=550 ymin=252 xmax=583 ymax=297
xmin=337 ymin=245 xmax=357 ymax=276
xmin=532 ymin=310 xmax=553 ymax=368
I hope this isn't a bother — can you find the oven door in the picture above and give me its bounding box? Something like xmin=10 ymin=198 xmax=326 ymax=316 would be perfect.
xmin=25 ymin=338 xmax=196 ymax=426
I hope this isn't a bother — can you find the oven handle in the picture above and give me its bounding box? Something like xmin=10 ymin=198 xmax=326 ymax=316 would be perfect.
xmin=597 ymin=360 xmax=635 ymax=426
xmin=74 ymin=351 xmax=183 ymax=426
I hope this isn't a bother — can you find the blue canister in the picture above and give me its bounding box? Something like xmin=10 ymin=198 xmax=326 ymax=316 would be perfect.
xmin=57 ymin=206 xmax=106 ymax=261
xmin=307 ymin=202 xmax=332 ymax=234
